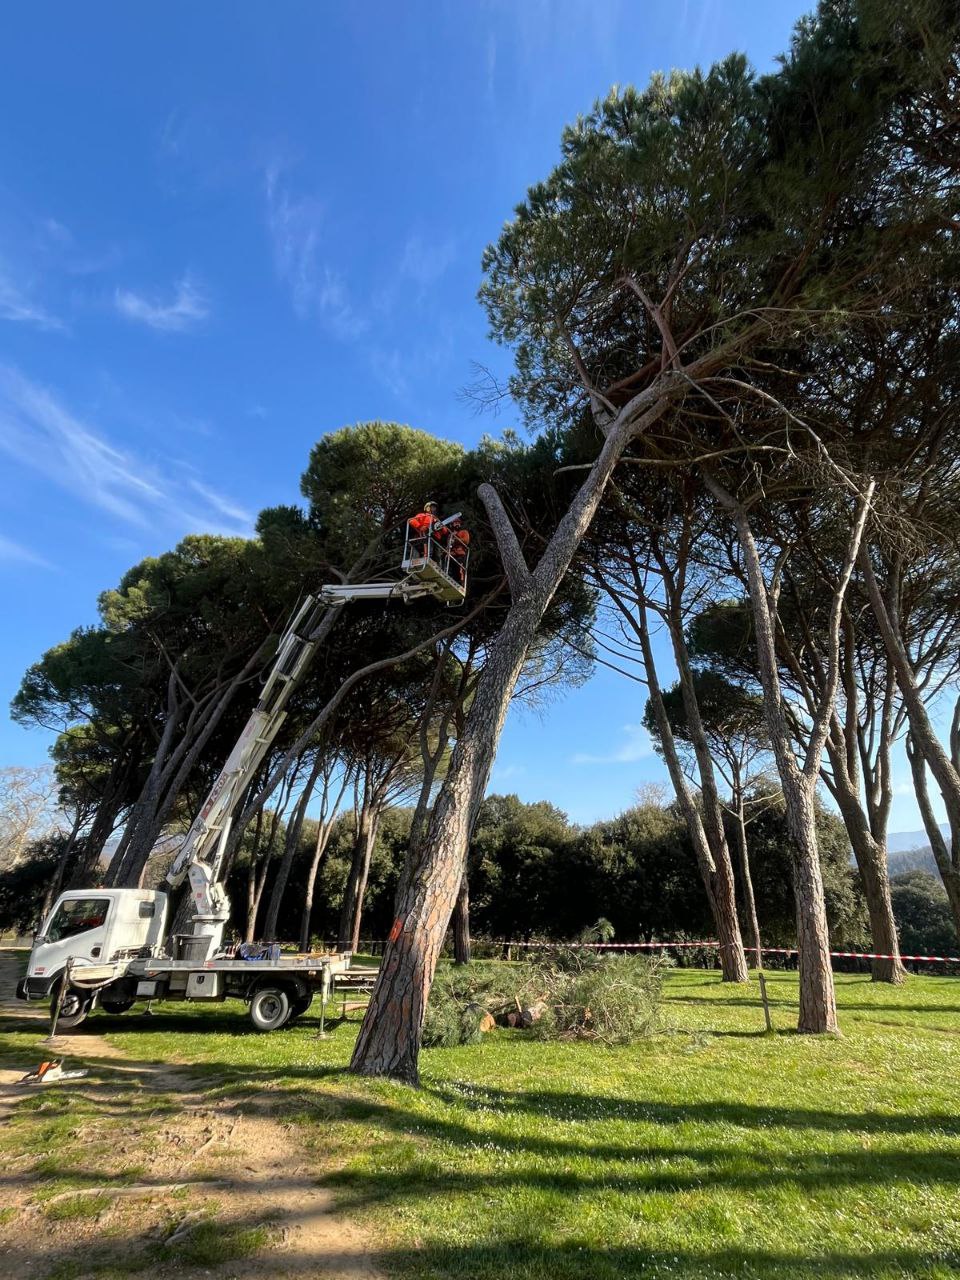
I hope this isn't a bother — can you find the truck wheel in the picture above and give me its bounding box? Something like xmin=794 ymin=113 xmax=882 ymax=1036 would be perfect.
xmin=249 ymin=987 xmax=291 ymax=1032
xmin=53 ymin=990 xmax=90 ymax=1029
xmin=289 ymin=993 xmax=313 ymax=1021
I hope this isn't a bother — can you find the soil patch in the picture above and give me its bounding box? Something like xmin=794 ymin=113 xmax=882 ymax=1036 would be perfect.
xmin=0 ymin=949 xmax=384 ymax=1279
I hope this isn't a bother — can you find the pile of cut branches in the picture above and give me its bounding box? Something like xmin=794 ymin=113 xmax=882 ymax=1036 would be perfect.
xmin=421 ymin=948 xmax=663 ymax=1048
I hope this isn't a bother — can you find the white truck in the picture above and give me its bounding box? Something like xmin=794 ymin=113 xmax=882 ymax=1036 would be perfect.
xmin=16 ymin=525 xmax=469 ymax=1032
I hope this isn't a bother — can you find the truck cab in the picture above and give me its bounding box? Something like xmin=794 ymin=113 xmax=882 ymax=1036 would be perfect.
xmin=18 ymin=888 xmax=168 ymax=1001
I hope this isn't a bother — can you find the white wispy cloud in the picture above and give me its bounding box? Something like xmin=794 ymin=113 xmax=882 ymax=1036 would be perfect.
xmin=40 ymin=218 xmax=73 ymax=247
xmin=485 ymin=33 xmax=497 ymax=99
xmin=115 ymin=274 xmax=209 ymax=332
xmin=399 ymin=234 xmax=457 ymax=291
xmin=0 ymin=269 xmax=63 ymax=331
xmin=491 ymin=763 xmax=526 ymax=785
xmin=186 ymin=479 xmax=252 ymax=528
xmin=0 ymin=533 xmax=54 ymax=570
xmin=265 ymin=165 xmax=367 ymax=338
xmin=369 ymin=347 xmax=409 ymax=398
xmin=572 ymin=723 xmax=654 ymax=766
xmin=0 ymin=365 xmax=252 ymax=538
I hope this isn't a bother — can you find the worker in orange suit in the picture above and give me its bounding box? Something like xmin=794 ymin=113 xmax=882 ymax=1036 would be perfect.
xmin=408 ymin=500 xmax=441 ymax=560
xmin=448 ymin=516 xmax=470 ymax=584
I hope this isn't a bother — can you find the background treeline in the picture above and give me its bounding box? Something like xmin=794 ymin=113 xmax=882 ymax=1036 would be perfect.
xmin=8 ymin=779 xmax=952 ymax=965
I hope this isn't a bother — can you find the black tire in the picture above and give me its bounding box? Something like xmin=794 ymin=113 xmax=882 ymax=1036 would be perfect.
xmin=288 ymin=992 xmax=313 ymax=1021
xmin=249 ymin=986 xmax=291 ymax=1032
xmin=53 ymin=989 xmax=90 ymax=1029
xmin=100 ymin=999 xmax=135 ymax=1015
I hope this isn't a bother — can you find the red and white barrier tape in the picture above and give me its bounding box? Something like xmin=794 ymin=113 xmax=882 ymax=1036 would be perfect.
xmin=353 ymin=937 xmax=960 ymax=964
xmin=498 ymin=939 xmax=960 ymax=964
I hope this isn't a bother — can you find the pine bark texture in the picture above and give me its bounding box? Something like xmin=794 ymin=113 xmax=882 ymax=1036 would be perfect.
xmin=349 ymin=598 xmax=537 ymax=1081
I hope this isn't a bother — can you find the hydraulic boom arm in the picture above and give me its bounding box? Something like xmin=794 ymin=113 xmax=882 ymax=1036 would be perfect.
xmin=165 ymin=593 xmax=334 ymax=957
xmin=163 ymin=525 xmax=469 ymax=960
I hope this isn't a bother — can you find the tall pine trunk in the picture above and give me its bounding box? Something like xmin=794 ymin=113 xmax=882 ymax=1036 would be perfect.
xmin=907 ymin=735 xmax=960 ymax=937
xmin=338 ymin=803 xmax=380 ymax=952
xmin=705 ymin=475 xmax=874 ymax=1034
xmin=452 ymin=872 xmax=471 ymax=965
xmin=829 ymin=762 xmax=905 ymax=983
xmin=629 ymin=592 xmax=748 ymax=981
xmin=350 ymin=597 xmax=538 ymax=1081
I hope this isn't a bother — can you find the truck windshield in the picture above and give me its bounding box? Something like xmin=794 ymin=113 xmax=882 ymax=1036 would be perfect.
xmin=45 ymin=898 xmax=110 ymax=942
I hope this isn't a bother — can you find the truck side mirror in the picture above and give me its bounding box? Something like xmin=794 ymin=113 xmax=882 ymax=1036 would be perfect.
xmin=34 ymin=934 xmax=48 ymax=945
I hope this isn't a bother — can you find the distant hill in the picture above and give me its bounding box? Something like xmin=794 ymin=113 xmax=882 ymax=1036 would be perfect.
xmin=887 ymin=825 xmax=949 ymax=854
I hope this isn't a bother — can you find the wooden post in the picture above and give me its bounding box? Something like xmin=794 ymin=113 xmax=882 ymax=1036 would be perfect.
xmin=758 ymin=970 xmax=773 ymax=1033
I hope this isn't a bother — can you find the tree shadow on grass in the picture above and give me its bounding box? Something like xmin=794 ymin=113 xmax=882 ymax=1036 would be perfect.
xmin=367 ymin=1239 xmax=960 ymax=1280
xmin=21 ymin=1232 xmax=960 ymax=1280
xmin=421 ymin=1082 xmax=960 ymax=1137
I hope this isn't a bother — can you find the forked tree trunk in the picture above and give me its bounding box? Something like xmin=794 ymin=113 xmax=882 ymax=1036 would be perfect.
xmin=261 ymin=751 xmax=324 ymax=941
xmin=452 ymin=872 xmax=471 ymax=965
xmin=338 ymin=803 xmax=381 ymax=952
xmin=705 ymin=475 xmax=873 ymax=1034
xmin=298 ymin=771 xmax=351 ymax=952
xmin=628 ymin=593 xmax=748 ymax=981
xmin=827 ymin=755 xmax=905 ymax=983
xmin=350 ymin=393 xmax=672 ymax=1082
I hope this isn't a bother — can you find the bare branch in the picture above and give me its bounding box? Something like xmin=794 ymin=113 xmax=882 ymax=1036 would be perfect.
xmin=478 ymin=482 xmax=532 ymax=601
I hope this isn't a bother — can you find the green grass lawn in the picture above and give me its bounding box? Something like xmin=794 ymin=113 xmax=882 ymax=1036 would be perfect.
xmin=4 ymin=967 xmax=960 ymax=1279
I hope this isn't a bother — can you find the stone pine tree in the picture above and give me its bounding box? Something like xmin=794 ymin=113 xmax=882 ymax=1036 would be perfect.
xmin=349 ymin=11 xmax=906 ymax=1080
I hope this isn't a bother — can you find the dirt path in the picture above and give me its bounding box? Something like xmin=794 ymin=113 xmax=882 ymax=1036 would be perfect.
xmin=0 ymin=949 xmax=385 ymax=1280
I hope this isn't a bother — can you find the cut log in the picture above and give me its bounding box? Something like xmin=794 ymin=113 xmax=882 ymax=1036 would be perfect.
xmin=520 ymin=1001 xmax=547 ymax=1027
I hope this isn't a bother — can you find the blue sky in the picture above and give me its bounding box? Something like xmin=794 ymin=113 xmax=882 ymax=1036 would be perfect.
xmin=0 ymin=0 xmax=939 ymax=833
